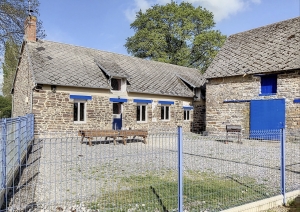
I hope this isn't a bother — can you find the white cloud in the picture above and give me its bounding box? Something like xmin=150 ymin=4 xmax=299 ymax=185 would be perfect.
xmin=125 ymin=0 xmax=261 ymax=23
xmin=125 ymin=0 xmax=152 ymax=22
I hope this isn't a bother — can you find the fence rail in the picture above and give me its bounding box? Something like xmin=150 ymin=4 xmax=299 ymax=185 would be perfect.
xmin=0 ymin=114 xmax=34 ymax=209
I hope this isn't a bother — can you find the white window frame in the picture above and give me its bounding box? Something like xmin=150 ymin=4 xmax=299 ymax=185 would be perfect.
xmin=184 ymin=109 xmax=190 ymax=121
xmin=161 ymin=105 xmax=170 ymax=121
xmin=137 ymin=104 xmax=147 ymax=123
xmin=73 ymin=100 xmax=87 ymax=123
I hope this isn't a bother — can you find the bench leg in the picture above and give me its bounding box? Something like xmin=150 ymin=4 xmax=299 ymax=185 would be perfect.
xmin=113 ymin=137 xmax=116 ymax=145
xmin=143 ymin=137 xmax=147 ymax=144
xmin=123 ymin=137 xmax=127 ymax=145
xmin=89 ymin=138 xmax=92 ymax=146
xmin=81 ymin=136 xmax=84 ymax=144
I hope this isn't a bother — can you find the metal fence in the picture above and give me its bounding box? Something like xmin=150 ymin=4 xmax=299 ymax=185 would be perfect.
xmin=0 ymin=114 xmax=34 ymax=209
xmin=1 ymin=126 xmax=300 ymax=211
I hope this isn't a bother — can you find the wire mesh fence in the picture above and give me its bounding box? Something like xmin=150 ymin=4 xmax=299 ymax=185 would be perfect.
xmin=0 ymin=114 xmax=34 ymax=210
xmin=0 ymin=126 xmax=299 ymax=211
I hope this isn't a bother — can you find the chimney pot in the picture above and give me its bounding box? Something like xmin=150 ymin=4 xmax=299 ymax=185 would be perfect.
xmin=24 ymin=16 xmax=37 ymax=42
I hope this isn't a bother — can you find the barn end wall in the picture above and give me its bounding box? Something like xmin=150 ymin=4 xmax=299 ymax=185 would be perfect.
xmin=206 ymin=71 xmax=300 ymax=133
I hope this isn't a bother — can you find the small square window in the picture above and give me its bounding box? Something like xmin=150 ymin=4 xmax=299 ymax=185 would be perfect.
xmin=260 ymin=75 xmax=277 ymax=95
xmin=111 ymin=78 xmax=121 ymax=91
xmin=161 ymin=105 xmax=170 ymax=120
xmin=74 ymin=101 xmax=86 ymax=123
xmin=137 ymin=105 xmax=147 ymax=122
xmin=184 ymin=110 xmax=190 ymax=121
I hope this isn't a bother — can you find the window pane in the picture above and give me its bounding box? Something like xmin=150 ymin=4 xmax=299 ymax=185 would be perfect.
xmin=187 ymin=110 xmax=190 ymax=120
xmin=161 ymin=106 xmax=164 ymax=120
xmin=166 ymin=106 xmax=169 ymax=120
xmin=184 ymin=110 xmax=186 ymax=120
xmin=74 ymin=103 xmax=78 ymax=121
xmin=137 ymin=105 xmax=140 ymax=121
xmin=142 ymin=105 xmax=146 ymax=121
xmin=80 ymin=103 xmax=85 ymax=121
xmin=111 ymin=78 xmax=121 ymax=91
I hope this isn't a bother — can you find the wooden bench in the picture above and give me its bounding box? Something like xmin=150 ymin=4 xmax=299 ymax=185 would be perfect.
xmin=119 ymin=129 xmax=148 ymax=145
xmin=78 ymin=130 xmax=119 ymax=146
xmin=78 ymin=129 xmax=148 ymax=146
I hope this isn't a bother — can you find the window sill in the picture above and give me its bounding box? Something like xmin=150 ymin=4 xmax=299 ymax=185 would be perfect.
xmin=259 ymin=93 xmax=277 ymax=96
xmin=74 ymin=121 xmax=86 ymax=124
xmin=137 ymin=121 xmax=147 ymax=123
xmin=160 ymin=119 xmax=170 ymax=122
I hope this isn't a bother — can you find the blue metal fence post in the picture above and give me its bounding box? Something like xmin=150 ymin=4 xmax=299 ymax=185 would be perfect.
xmin=280 ymin=128 xmax=286 ymax=205
xmin=1 ymin=119 xmax=7 ymax=189
xmin=178 ymin=126 xmax=183 ymax=212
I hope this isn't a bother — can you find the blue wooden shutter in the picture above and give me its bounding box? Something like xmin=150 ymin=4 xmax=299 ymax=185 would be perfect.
xmin=261 ymin=75 xmax=277 ymax=94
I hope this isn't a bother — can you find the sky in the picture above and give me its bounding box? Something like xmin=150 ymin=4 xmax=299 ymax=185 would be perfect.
xmin=0 ymin=0 xmax=299 ymax=94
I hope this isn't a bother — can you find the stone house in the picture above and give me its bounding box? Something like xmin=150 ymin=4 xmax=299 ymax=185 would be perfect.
xmin=204 ymin=17 xmax=300 ymax=134
xmin=12 ymin=16 xmax=206 ymax=133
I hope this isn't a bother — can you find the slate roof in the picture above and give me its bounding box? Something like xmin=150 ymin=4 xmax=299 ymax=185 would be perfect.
xmin=205 ymin=17 xmax=300 ymax=79
xmin=26 ymin=40 xmax=205 ymax=97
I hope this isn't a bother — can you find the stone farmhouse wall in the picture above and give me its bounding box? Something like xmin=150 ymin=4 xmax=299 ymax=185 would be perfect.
xmin=32 ymin=89 xmax=203 ymax=133
xmin=206 ymin=70 xmax=300 ymax=133
xmin=12 ymin=46 xmax=35 ymax=117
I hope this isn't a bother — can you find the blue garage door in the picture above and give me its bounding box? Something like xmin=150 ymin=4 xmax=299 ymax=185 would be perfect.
xmin=250 ymin=99 xmax=285 ymax=139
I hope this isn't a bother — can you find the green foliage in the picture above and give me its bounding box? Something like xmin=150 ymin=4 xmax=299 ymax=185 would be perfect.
xmin=2 ymin=38 xmax=19 ymax=97
xmin=0 ymin=95 xmax=11 ymax=118
xmin=125 ymin=1 xmax=226 ymax=72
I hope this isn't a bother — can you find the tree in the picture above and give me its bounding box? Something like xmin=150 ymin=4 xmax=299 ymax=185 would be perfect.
xmin=125 ymin=2 xmax=226 ymax=72
xmin=2 ymin=38 xmax=18 ymax=98
xmin=0 ymin=95 xmax=11 ymax=118
xmin=0 ymin=0 xmax=45 ymax=53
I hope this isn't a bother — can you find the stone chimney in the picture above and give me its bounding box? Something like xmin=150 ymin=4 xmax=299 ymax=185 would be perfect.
xmin=24 ymin=16 xmax=37 ymax=42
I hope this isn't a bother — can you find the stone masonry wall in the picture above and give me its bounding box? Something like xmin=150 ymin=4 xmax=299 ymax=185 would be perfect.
xmin=121 ymin=99 xmax=193 ymax=132
xmin=206 ymin=71 xmax=300 ymax=133
xmin=33 ymin=91 xmax=112 ymax=133
xmin=12 ymin=46 xmax=35 ymax=117
xmin=192 ymin=101 xmax=206 ymax=132
xmin=33 ymin=90 xmax=196 ymax=133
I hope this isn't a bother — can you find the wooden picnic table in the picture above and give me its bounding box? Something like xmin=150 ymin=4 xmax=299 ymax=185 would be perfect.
xmin=78 ymin=129 xmax=148 ymax=146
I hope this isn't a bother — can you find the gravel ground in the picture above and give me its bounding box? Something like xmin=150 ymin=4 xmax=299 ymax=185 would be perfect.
xmin=6 ymin=132 xmax=300 ymax=211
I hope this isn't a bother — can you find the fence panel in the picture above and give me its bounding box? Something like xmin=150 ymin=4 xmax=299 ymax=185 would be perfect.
xmin=7 ymin=129 xmax=179 ymax=211
xmin=285 ymin=129 xmax=300 ymax=193
xmin=0 ymin=114 xmax=34 ymax=210
xmin=182 ymin=129 xmax=298 ymax=211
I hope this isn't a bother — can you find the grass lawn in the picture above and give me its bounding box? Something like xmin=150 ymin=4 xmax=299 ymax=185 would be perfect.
xmin=87 ymin=171 xmax=270 ymax=212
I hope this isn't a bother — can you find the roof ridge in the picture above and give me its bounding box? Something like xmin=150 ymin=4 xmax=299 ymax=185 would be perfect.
xmin=228 ymin=16 xmax=299 ymax=38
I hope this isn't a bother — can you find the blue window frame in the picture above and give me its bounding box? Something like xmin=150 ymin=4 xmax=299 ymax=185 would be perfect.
xmin=260 ymin=75 xmax=277 ymax=96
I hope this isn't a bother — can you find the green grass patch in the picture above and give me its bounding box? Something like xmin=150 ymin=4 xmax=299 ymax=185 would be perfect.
xmin=87 ymin=171 xmax=269 ymax=212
